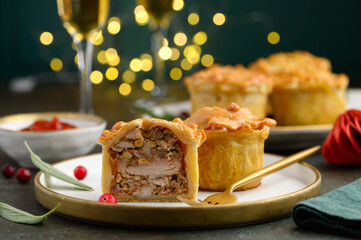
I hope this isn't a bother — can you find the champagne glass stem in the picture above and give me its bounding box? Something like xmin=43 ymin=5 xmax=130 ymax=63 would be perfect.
xmin=75 ymin=39 xmax=94 ymax=114
xmin=151 ymin=27 xmax=167 ymax=97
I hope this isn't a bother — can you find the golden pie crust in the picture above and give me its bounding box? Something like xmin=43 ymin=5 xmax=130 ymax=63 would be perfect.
xmin=184 ymin=64 xmax=273 ymax=118
xmin=270 ymin=71 xmax=348 ymax=125
xmin=185 ymin=103 xmax=277 ymax=191
xmin=250 ymin=51 xmax=349 ymax=125
xmin=185 ymin=51 xmax=349 ymax=126
xmin=249 ymin=50 xmax=332 ymax=74
xmin=97 ymin=118 xmax=205 ymax=202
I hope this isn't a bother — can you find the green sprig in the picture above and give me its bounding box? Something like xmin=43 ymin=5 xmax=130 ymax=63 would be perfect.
xmin=0 ymin=202 xmax=60 ymax=224
xmin=130 ymin=104 xmax=178 ymax=121
xmin=24 ymin=141 xmax=93 ymax=191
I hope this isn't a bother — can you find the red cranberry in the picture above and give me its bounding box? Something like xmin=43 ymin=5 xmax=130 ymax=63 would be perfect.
xmin=179 ymin=111 xmax=190 ymax=119
xmin=16 ymin=168 xmax=32 ymax=183
xmin=1 ymin=164 xmax=16 ymax=178
xmin=74 ymin=166 xmax=87 ymax=180
xmin=98 ymin=193 xmax=117 ymax=204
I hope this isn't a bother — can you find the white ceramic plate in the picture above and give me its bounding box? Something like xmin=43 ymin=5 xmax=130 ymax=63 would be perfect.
xmin=150 ymin=89 xmax=361 ymax=151
xmin=34 ymin=153 xmax=321 ymax=228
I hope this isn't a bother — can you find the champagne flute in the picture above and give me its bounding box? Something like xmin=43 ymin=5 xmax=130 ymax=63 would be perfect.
xmin=137 ymin=0 xmax=174 ymax=98
xmin=56 ymin=0 xmax=110 ymax=114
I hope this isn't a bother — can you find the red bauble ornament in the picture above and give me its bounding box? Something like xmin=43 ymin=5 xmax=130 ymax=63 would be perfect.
xmin=322 ymin=110 xmax=361 ymax=165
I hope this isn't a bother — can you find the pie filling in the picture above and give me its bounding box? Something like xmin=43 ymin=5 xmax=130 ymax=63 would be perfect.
xmin=108 ymin=126 xmax=188 ymax=198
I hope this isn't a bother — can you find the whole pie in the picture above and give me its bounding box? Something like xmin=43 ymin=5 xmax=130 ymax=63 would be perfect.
xmin=269 ymin=71 xmax=348 ymax=125
xmin=184 ymin=103 xmax=277 ymax=191
xmin=250 ymin=51 xmax=349 ymax=125
xmin=184 ymin=64 xmax=273 ymax=118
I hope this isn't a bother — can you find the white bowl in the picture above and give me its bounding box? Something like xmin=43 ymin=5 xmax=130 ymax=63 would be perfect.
xmin=0 ymin=112 xmax=106 ymax=168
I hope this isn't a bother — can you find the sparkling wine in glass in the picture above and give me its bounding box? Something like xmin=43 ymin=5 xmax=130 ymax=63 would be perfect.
xmin=56 ymin=0 xmax=110 ymax=114
xmin=138 ymin=0 xmax=174 ymax=98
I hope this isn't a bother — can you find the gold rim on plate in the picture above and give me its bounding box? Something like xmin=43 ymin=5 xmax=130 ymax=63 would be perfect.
xmin=34 ymin=154 xmax=321 ymax=229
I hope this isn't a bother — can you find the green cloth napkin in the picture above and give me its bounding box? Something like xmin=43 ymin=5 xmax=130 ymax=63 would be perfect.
xmin=293 ymin=178 xmax=361 ymax=237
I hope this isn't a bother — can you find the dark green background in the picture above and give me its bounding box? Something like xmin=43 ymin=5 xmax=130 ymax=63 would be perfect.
xmin=1 ymin=0 xmax=361 ymax=86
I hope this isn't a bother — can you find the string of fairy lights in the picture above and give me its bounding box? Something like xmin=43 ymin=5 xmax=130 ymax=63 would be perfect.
xmin=39 ymin=0 xmax=280 ymax=97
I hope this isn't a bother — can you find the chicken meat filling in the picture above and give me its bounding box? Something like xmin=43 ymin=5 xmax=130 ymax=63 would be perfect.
xmin=109 ymin=126 xmax=188 ymax=198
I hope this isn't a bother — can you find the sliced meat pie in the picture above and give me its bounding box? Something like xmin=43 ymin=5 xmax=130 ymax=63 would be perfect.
xmin=97 ymin=118 xmax=205 ymax=202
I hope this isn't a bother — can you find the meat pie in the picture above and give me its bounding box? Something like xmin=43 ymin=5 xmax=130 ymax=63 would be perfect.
xmin=184 ymin=103 xmax=277 ymax=191
xmin=97 ymin=118 xmax=205 ymax=202
xmin=184 ymin=64 xmax=273 ymax=118
xmin=250 ymin=51 xmax=349 ymax=125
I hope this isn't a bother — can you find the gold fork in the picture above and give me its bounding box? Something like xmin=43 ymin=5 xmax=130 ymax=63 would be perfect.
xmin=203 ymin=145 xmax=322 ymax=205
xmin=176 ymin=195 xmax=208 ymax=207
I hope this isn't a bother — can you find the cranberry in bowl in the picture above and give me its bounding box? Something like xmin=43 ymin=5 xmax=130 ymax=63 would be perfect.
xmin=0 ymin=112 xmax=106 ymax=168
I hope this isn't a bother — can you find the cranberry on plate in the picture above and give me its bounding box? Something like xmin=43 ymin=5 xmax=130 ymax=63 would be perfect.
xmin=98 ymin=193 xmax=117 ymax=204
xmin=16 ymin=168 xmax=32 ymax=183
xmin=1 ymin=164 xmax=16 ymax=178
xmin=74 ymin=165 xmax=87 ymax=180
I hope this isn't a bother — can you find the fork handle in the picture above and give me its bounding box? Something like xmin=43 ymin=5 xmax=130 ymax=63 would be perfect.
xmin=228 ymin=145 xmax=322 ymax=192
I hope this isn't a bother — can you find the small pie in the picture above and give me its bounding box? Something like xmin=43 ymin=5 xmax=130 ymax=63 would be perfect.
xmin=270 ymin=71 xmax=348 ymax=125
xmin=184 ymin=64 xmax=273 ymax=118
xmin=97 ymin=118 xmax=205 ymax=202
xmin=250 ymin=51 xmax=349 ymax=125
xmin=184 ymin=103 xmax=277 ymax=191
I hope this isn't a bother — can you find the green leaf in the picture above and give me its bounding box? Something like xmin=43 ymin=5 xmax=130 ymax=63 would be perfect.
xmin=129 ymin=104 xmax=177 ymax=121
xmin=0 ymin=202 xmax=60 ymax=224
xmin=24 ymin=141 xmax=93 ymax=191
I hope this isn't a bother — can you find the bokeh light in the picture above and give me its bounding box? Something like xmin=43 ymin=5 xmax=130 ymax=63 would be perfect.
xmin=188 ymin=13 xmax=199 ymax=25
xmin=105 ymin=48 xmax=118 ymax=61
xmin=184 ymin=45 xmax=201 ymax=64
xmin=201 ymin=54 xmax=214 ymax=67
xmin=122 ymin=70 xmax=136 ymax=83
xmin=90 ymin=71 xmax=103 ymax=84
xmin=40 ymin=32 xmax=53 ymax=45
xmin=97 ymin=51 xmax=107 ymax=64
xmin=193 ymin=31 xmax=207 ymax=45
xmin=105 ymin=67 xmax=119 ymax=81
xmin=74 ymin=33 xmax=83 ymax=42
xmin=163 ymin=38 xmax=169 ymax=46
xmin=119 ymin=83 xmax=132 ymax=96
xmin=108 ymin=55 xmax=120 ymax=66
xmin=213 ymin=13 xmax=226 ymax=26
xmin=134 ymin=5 xmax=149 ymax=25
xmin=141 ymin=53 xmax=153 ymax=60
xmin=170 ymin=68 xmax=182 ymax=80
xmin=267 ymin=31 xmax=280 ymax=44
xmin=173 ymin=0 xmax=184 ymax=11
xmin=186 ymin=52 xmax=200 ymax=64
xmin=184 ymin=45 xmax=201 ymax=56
xmin=159 ymin=46 xmax=172 ymax=60
xmin=130 ymin=58 xmax=142 ymax=72
xmin=141 ymin=58 xmax=153 ymax=71
xmin=174 ymin=32 xmax=187 ymax=46
xmin=107 ymin=17 xmax=121 ymax=35
xmin=170 ymin=48 xmax=180 ymax=61
xmin=142 ymin=79 xmax=155 ymax=91
xmin=91 ymin=31 xmax=104 ymax=45
xmin=50 ymin=58 xmax=63 ymax=72
xmin=180 ymin=58 xmax=192 ymax=70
